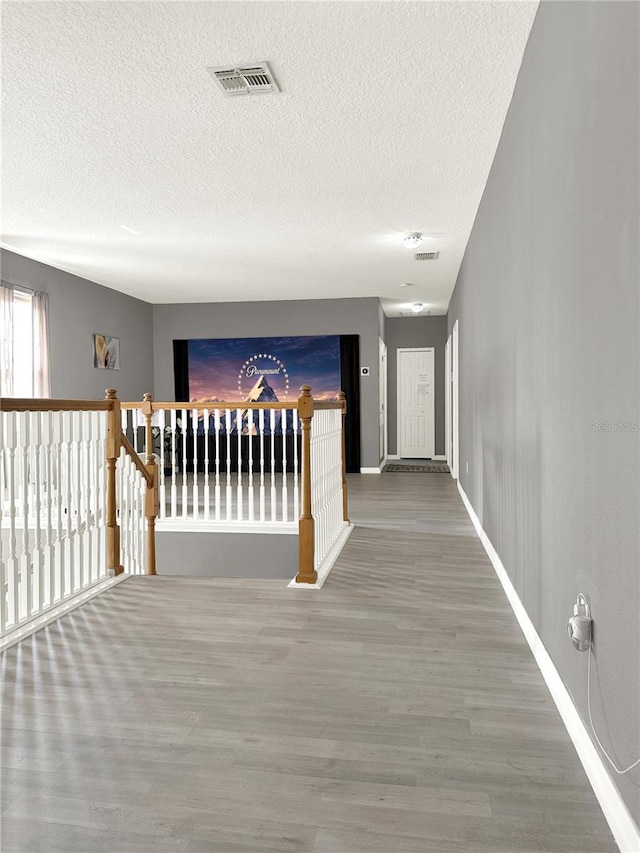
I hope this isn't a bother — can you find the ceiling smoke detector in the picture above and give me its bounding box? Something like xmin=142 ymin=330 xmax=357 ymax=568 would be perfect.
xmin=403 ymin=232 xmax=423 ymax=248
xmin=414 ymin=251 xmax=440 ymax=261
xmin=207 ymin=62 xmax=280 ymax=96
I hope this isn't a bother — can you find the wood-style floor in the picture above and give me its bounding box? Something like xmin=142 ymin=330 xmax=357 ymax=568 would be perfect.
xmin=1 ymin=473 xmax=616 ymax=852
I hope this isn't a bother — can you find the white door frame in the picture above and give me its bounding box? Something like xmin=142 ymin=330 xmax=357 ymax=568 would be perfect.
xmin=378 ymin=338 xmax=388 ymax=462
xmin=445 ymin=334 xmax=451 ymax=469
xmin=451 ymin=320 xmax=459 ymax=480
xmin=397 ymin=346 xmax=436 ymax=459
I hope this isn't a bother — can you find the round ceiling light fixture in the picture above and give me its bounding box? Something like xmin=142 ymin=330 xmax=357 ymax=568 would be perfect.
xmin=403 ymin=232 xmax=423 ymax=248
xmin=411 ymin=302 xmax=425 ymax=313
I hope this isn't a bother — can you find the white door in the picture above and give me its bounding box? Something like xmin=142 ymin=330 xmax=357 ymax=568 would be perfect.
xmin=379 ymin=338 xmax=388 ymax=461
xmin=398 ymin=347 xmax=435 ymax=458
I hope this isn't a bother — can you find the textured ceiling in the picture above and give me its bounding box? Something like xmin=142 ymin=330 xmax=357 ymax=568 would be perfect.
xmin=1 ymin=1 xmax=538 ymax=316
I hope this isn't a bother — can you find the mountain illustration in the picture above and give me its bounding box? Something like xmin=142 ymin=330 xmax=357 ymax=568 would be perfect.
xmin=192 ymin=376 xmax=295 ymax=435
xmin=238 ymin=376 xmax=280 ymax=433
xmin=245 ymin=375 xmax=279 ymax=404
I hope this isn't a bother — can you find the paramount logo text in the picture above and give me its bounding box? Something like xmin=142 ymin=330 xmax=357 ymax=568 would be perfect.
xmin=246 ymin=365 xmax=281 ymax=377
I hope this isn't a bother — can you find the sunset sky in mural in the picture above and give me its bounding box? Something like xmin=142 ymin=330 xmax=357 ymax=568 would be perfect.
xmin=187 ymin=335 xmax=341 ymax=402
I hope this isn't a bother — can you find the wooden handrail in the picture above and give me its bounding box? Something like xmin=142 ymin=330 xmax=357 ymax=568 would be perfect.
xmin=0 ymin=397 xmax=113 ymax=412
xmin=120 ymin=432 xmax=153 ymax=486
xmin=295 ymin=385 xmax=317 ymax=584
xmin=120 ymin=400 xmax=303 ymax=411
xmin=311 ymin=400 xmax=343 ymax=410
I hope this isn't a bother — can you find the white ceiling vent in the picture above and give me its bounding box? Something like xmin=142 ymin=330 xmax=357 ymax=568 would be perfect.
xmin=207 ymin=62 xmax=280 ymax=96
xmin=414 ymin=251 xmax=440 ymax=261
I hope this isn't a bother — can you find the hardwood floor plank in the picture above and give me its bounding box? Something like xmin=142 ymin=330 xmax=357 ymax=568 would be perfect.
xmin=0 ymin=472 xmax=617 ymax=852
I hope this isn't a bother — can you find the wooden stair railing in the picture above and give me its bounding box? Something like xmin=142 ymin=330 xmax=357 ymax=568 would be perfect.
xmin=105 ymin=389 xmax=157 ymax=576
xmin=0 ymin=391 xmax=157 ymax=641
xmin=121 ymin=386 xmax=350 ymax=584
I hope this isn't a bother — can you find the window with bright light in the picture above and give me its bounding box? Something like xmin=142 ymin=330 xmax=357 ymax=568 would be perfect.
xmin=0 ymin=283 xmax=50 ymax=397
xmin=13 ymin=290 xmax=35 ymax=396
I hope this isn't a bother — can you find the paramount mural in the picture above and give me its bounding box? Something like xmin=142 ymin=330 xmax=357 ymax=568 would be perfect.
xmin=187 ymin=333 xmax=340 ymax=409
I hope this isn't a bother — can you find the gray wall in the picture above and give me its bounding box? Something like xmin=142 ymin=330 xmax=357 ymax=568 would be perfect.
xmin=1 ymin=250 xmax=154 ymax=400
xmin=153 ymin=297 xmax=381 ymax=469
xmin=448 ymin=1 xmax=639 ymax=822
xmin=156 ymin=530 xmax=297 ymax=579
xmin=386 ymin=315 xmax=447 ymax=457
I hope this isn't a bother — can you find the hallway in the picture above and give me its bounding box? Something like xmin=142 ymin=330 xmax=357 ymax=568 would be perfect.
xmin=0 ymin=473 xmax=615 ymax=852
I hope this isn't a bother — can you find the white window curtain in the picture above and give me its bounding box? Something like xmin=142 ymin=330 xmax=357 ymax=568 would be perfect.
xmin=0 ymin=282 xmax=14 ymax=396
xmin=0 ymin=280 xmax=51 ymax=397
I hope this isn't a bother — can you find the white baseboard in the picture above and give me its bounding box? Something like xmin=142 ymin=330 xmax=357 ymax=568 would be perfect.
xmin=288 ymin=523 xmax=354 ymax=590
xmin=360 ymin=467 xmax=381 ymax=474
xmin=384 ymin=454 xmax=400 ymax=462
xmin=457 ymin=481 xmax=640 ymax=853
xmin=156 ymin=520 xmax=297 ymax=534
xmin=432 ymin=454 xmax=446 ymax=461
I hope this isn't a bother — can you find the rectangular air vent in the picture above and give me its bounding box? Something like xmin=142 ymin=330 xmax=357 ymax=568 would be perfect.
xmin=414 ymin=251 xmax=440 ymax=261
xmin=207 ymin=62 xmax=280 ymax=96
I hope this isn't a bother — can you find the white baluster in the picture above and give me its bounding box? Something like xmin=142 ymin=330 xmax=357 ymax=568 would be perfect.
xmin=95 ymin=411 xmax=106 ymax=583
xmin=79 ymin=411 xmax=91 ymax=589
xmin=158 ymin=409 xmax=166 ymax=520
xmin=17 ymin=412 xmax=32 ymax=621
xmin=203 ymin=408 xmax=210 ymax=521
xmin=170 ymin=409 xmax=177 ymax=518
xmin=5 ymin=413 xmax=19 ymax=625
xmin=192 ymin=408 xmax=199 ymax=521
xmin=214 ymin=409 xmax=221 ymax=521
xmin=225 ymin=409 xmax=232 ymax=520
xmin=270 ymin=408 xmax=276 ymax=521
xmin=259 ymin=409 xmax=265 ymax=522
xmin=281 ymin=408 xmax=288 ymax=522
xmin=53 ymin=412 xmax=65 ymax=604
xmin=121 ymin=407 xmax=128 ymax=445
xmin=247 ymin=409 xmax=254 ymax=522
xmin=31 ymin=412 xmax=44 ymax=612
xmin=83 ymin=410 xmax=92 ymax=586
xmin=72 ymin=411 xmax=84 ymax=591
xmin=181 ymin=408 xmax=188 ymax=519
xmin=237 ymin=408 xmax=243 ymax=521
xmin=43 ymin=411 xmax=55 ymax=607
xmin=133 ymin=408 xmax=140 ymax=455
xmin=293 ymin=409 xmax=299 ymax=521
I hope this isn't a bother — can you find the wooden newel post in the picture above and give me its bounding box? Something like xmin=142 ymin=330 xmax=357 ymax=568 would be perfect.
xmin=105 ymin=388 xmax=124 ymax=576
xmin=142 ymin=392 xmax=158 ymax=576
xmin=337 ymin=391 xmax=349 ymax=523
xmin=296 ymin=385 xmax=317 ymax=584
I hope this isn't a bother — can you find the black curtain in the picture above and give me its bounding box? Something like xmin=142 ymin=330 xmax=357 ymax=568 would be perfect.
xmin=339 ymin=335 xmax=361 ymax=473
xmin=173 ymin=340 xmax=189 ymax=402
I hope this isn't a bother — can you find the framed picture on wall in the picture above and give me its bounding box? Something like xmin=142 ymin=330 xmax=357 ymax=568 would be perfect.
xmin=93 ymin=333 xmax=120 ymax=370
